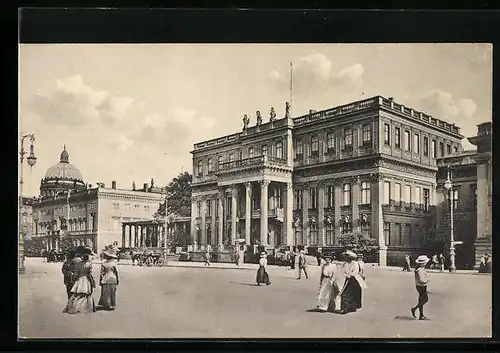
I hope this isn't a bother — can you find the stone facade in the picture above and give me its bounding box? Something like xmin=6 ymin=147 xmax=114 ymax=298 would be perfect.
xmin=191 ymin=96 xmax=465 ymax=265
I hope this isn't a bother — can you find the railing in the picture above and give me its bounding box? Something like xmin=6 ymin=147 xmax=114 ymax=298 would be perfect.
xmin=219 ymin=155 xmax=287 ymax=171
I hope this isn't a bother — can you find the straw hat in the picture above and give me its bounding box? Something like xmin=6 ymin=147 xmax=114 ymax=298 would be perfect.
xmin=415 ymin=255 xmax=430 ymax=265
xmin=260 ymin=252 xmax=267 ymax=258
xmin=102 ymin=248 xmax=118 ymax=259
xmin=299 ymin=249 xmax=305 ymax=254
xmin=343 ymin=250 xmax=357 ymax=259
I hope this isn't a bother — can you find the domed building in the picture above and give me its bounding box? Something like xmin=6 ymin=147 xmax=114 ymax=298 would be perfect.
xmin=40 ymin=146 xmax=86 ymax=199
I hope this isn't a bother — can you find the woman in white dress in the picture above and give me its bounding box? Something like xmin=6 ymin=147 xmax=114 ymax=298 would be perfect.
xmin=316 ymin=254 xmax=340 ymax=312
xmin=256 ymin=252 xmax=271 ymax=286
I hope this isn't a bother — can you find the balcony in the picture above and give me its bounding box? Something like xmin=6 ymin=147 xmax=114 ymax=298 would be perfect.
xmin=218 ymin=155 xmax=288 ymax=173
xmin=382 ymin=200 xmax=429 ymax=215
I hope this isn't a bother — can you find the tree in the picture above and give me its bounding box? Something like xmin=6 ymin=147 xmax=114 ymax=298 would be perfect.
xmin=59 ymin=235 xmax=75 ymax=254
xmin=338 ymin=232 xmax=379 ymax=259
xmin=164 ymin=229 xmax=193 ymax=250
xmin=157 ymin=172 xmax=192 ymax=217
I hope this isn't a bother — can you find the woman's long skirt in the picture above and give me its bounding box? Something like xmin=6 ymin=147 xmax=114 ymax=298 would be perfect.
xmin=63 ymin=277 xmax=96 ymax=314
xmin=256 ymin=266 xmax=270 ymax=285
xmin=317 ymin=278 xmax=337 ymax=311
xmin=340 ymin=277 xmax=362 ymax=313
xmin=98 ymin=284 xmax=117 ymax=309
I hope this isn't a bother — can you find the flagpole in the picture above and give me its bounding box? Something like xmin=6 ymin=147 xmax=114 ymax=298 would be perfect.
xmin=289 ymin=62 xmax=293 ymax=115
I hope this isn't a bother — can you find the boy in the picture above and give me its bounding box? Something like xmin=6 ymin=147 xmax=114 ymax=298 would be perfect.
xmin=411 ymin=255 xmax=430 ymax=320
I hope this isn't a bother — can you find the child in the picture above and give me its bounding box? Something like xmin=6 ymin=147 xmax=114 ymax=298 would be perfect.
xmin=411 ymin=255 xmax=430 ymax=320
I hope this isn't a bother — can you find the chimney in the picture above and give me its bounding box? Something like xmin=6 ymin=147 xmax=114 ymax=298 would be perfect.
xmin=112 ymin=181 xmax=116 ymax=189
xmin=144 ymin=183 xmax=148 ymax=191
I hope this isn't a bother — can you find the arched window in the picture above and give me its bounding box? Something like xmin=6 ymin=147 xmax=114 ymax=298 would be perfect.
xmin=343 ymin=183 xmax=351 ymax=206
xmin=208 ymin=158 xmax=214 ymax=173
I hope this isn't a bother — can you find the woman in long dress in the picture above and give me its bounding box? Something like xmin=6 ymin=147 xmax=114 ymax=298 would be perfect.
xmin=98 ymin=248 xmax=120 ymax=310
xmin=63 ymin=253 xmax=96 ymax=314
xmin=339 ymin=250 xmax=366 ymax=314
xmin=256 ymin=252 xmax=271 ymax=286
xmin=316 ymin=254 xmax=340 ymax=312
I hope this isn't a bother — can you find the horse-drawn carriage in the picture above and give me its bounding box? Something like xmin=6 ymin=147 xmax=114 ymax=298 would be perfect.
xmin=129 ymin=249 xmax=165 ymax=267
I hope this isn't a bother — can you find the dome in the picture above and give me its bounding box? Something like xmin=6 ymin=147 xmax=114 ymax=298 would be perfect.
xmin=43 ymin=145 xmax=84 ymax=182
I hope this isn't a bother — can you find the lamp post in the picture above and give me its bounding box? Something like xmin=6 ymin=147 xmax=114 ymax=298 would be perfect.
xmin=19 ymin=133 xmax=37 ymax=274
xmin=162 ymin=189 xmax=168 ymax=262
xmin=443 ymin=167 xmax=456 ymax=272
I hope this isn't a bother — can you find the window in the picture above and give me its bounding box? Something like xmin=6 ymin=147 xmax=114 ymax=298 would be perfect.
xmin=472 ymin=185 xmax=477 ymax=208
xmin=405 ymin=185 xmax=412 ymax=204
xmin=274 ymin=188 xmax=282 ymax=209
xmin=215 ymin=201 xmax=219 ymax=216
xmin=226 ymin=197 xmax=232 ymax=216
xmin=405 ymin=224 xmax=412 ymax=246
xmin=423 ymin=137 xmax=429 ymax=157
xmin=239 ymin=150 xmax=242 ymax=160
xmin=248 ymin=147 xmax=255 ymax=158
xmin=325 ymin=223 xmax=334 ymax=245
xmin=362 ymin=124 xmax=372 ymax=145
xmin=113 ymin=202 xmax=120 ymax=210
xmin=343 ymin=183 xmax=351 ymax=206
xmin=229 ymin=153 xmax=234 ymax=163
xmin=326 ymin=131 xmax=335 ymax=151
xmin=414 ymin=187 xmax=421 ymax=209
xmin=262 ymin=145 xmax=268 ymax=156
xmin=423 ymin=188 xmax=430 ymax=211
xmin=295 ymin=227 xmax=303 ymax=246
xmin=197 ymin=160 xmax=203 ymax=175
xmin=361 ymin=219 xmax=370 ymax=238
xmin=326 ymin=185 xmax=334 ymax=208
xmin=361 ymin=181 xmax=371 ymax=205
xmin=207 ymin=201 xmax=212 ymax=217
xmin=344 ymin=128 xmax=353 ymax=148
xmin=404 ymin=130 xmax=411 ymax=151
xmin=452 ymin=188 xmax=459 ymax=210
xmin=342 ymin=221 xmax=352 ymax=234
xmin=218 ymin=156 xmax=223 ymax=169
xmin=124 ymin=204 xmax=131 ymax=211
xmin=206 ymin=224 xmax=212 ymax=246
xmin=384 ymin=123 xmax=390 ymax=145
xmin=295 ymin=139 xmax=303 ymax=157
xmin=310 ymin=135 xmax=319 ymax=155
xmin=384 ymin=181 xmax=391 ymax=205
xmin=309 ymin=224 xmax=318 ymax=245
xmin=310 ymin=188 xmax=318 ymax=209
xmin=197 ymin=201 xmax=201 ymax=216
xmin=394 ymin=223 xmax=401 ymax=246
xmin=276 ymin=141 xmax=283 ymax=159
xmin=439 ymin=142 xmax=444 ymax=157
xmin=446 ymin=144 xmax=451 ymax=155
xmin=208 ymin=158 xmax=214 ymax=173
xmin=295 ymin=190 xmax=303 ymax=210
xmin=394 ymin=183 xmax=402 ymax=204
xmin=395 ymin=127 xmax=401 ymax=148
xmin=453 ymin=146 xmax=458 ymax=154
xmin=414 ymin=134 xmax=420 ymax=154
xmin=431 ymin=139 xmax=436 ymax=158
xmin=384 ymin=222 xmax=391 ymax=246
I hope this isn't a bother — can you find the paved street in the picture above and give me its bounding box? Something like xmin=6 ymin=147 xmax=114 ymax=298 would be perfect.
xmin=19 ymin=258 xmax=491 ymax=339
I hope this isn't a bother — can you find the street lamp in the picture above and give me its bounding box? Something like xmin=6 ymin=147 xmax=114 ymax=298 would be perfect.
xmin=161 ymin=189 xmax=168 ymax=262
xmin=443 ymin=167 xmax=456 ymax=272
xmin=19 ymin=133 xmax=37 ymax=274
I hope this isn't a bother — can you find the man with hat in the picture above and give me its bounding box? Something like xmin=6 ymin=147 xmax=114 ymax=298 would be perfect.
xmin=297 ymin=249 xmax=309 ymax=280
xmin=411 ymin=255 xmax=431 ymax=320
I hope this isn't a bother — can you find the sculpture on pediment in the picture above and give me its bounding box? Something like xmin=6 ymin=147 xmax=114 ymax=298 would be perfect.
xmin=293 ymin=217 xmax=301 ymax=228
xmin=270 ymin=107 xmax=276 ymax=122
xmin=285 ymin=102 xmax=291 ymax=119
xmin=151 ymin=178 xmax=155 ymax=187
xmin=132 ymin=181 xmax=136 ymax=190
xmin=242 ymin=114 xmax=250 ymax=130
xmin=256 ymin=111 xmax=263 ymax=126
xmin=325 ymin=216 xmax=333 ymax=225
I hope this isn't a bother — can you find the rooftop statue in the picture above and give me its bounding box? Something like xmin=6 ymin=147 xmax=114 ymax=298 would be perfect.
xmin=285 ymin=102 xmax=291 ymax=119
xmin=242 ymin=114 xmax=250 ymax=130
xmin=256 ymin=111 xmax=263 ymax=126
xmin=270 ymin=107 xmax=276 ymax=122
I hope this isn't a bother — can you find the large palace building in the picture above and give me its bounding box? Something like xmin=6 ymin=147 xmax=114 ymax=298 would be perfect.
xmin=31 ymin=147 xmax=164 ymax=254
xmin=190 ymin=96 xmax=467 ymax=266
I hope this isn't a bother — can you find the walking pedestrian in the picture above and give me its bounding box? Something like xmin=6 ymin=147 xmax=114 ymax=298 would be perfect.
xmin=402 ymin=254 xmax=411 ymax=272
xmin=357 ymin=253 xmax=366 ymax=280
xmin=289 ymin=249 xmax=296 ymax=270
xmin=234 ymin=250 xmax=240 ymax=266
xmin=204 ymin=250 xmax=211 ymax=266
xmin=316 ymin=254 xmax=340 ymax=312
xmin=479 ymin=254 xmax=486 ymax=273
xmin=63 ymin=251 xmax=96 ymax=314
xmin=98 ymin=247 xmax=120 ymax=311
xmin=411 ymin=255 xmax=431 ymax=320
xmin=256 ymin=252 xmax=271 ymax=286
xmin=439 ymin=253 xmax=445 ymax=272
xmin=297 ymin=250 xmax=309 ymax=280
xmin=316 ymin=249 xmax=323 ymax=266
xmin=61 ymin=250 xmax=76 ymax=300
xmin=485 ymin=254 xmax=492 ymax=273
xmin=338 ymin=250 xmax=367 ymax=314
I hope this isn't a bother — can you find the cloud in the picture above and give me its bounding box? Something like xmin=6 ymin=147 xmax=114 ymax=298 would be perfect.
xmin=268 ymin=53 xmax=364 ymax=99
xmin=406 ymin=89 xmax=482 ymax=149
xmin=30 ymin=74 xmax=134 ymax=127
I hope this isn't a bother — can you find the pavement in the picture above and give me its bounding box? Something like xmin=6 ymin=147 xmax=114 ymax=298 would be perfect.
xmin=19 ymin=257 xmax=492 ymax=339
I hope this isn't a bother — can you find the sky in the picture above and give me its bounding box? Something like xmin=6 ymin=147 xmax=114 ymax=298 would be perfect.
xmin=19 ymin=44 xmax=492 ymax=197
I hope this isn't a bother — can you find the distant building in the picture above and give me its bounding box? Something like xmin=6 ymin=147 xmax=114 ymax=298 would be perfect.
xmin=31 ymin=147 xmax=163 ymax=254
xmin=20 ymin=197 xmax=35 ymax=240
xmin=190 ymin=96 xmax=467 ymax=266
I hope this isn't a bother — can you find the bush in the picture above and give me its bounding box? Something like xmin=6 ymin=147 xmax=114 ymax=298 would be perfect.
xmin=338 ymin=232 xmax=379 ymax=259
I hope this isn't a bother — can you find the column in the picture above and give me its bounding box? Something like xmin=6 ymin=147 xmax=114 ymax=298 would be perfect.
xmin=231 ymin=188 xmax=238 ymax=244
xmin=245 ymin=182 xmax=252 ymax=245
xmin=302 ymin=185 xmax=309 ymax=246
xmin=334 ymin=180 xmax=342 ymax=244
xmin=201 ymin=198 xmax=207 ymax=246
xmin=352 ymin=176 xmax=360 ymax=234
xmin=371 ymin=173 xmax=386 ymax=266
xmin=134 ymin=225 xmax=139 ymax=248
xmin=318 ymin=182 xmax=326 ymax=246
xmin=283 ymin=182 xmax=294 ymax=246
xmin=128 ymin=225 xmax=132 ymax=248
xmin=218 ymin=190 xmax=224 ymax=248
xmin=260 ymin=180 xmax=269 ymax=245
xmin=190 ymin=196 xmax=197 ymax=247
xmin=122 ymin=224 xmax=126 ymax=248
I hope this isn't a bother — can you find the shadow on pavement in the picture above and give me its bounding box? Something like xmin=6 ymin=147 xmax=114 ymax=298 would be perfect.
xmin=229 ymin=281 xmax=258 ymax=287
xmin=394 ymin=316 xmax=415 ymax=321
